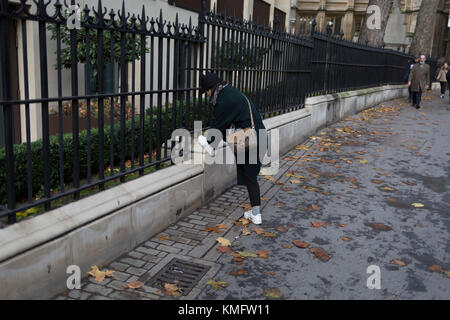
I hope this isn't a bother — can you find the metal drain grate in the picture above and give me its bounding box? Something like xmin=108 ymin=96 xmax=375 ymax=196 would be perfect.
xmin=147 ymin=258 xmax=211 ymax=296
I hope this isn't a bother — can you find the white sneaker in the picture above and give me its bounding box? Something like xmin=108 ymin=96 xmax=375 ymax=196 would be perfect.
xmin=244 ymin=210 xmax=252 ymax=219
xmin=248 ymin=213 xmax=262 ymax=225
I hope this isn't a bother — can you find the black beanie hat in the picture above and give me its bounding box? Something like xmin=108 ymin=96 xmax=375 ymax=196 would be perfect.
xmin=200 ymin=73 xmax=222 ymax=93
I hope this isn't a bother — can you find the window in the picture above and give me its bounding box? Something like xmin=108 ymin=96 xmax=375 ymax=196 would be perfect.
xmin=297 ymin=15 xmax=315 ymax=35
xmin=168 ymin=0 xmax=211 ymax=13
xmin=354 ymin=15 xmax=364 ymax=34
xmin=217 ymin=0 xmax=244 ymax=19
xmin=326 ymin=16 xmax=343 ymax=35
xmin=274 ymin=8 xmax=286 ymax=31
xmin=253 ymin=0 xmax=271 ymax=26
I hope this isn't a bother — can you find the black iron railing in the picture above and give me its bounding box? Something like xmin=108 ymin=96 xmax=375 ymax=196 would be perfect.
xmin=0 ymin=0 xmax=420 ymax=225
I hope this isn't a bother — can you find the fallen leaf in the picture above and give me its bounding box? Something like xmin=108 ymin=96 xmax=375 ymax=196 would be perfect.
xmin=371 ymin=179 xmax=384 ymax=184
xmin=216 ymin=224 xmax=228 ymax=229
xmin=230 ymin=269 xmax=247 ymax=276
xmin=293 ymin=240 xmax=309 ymax=249
xmin=428 ymin=265 xmax=444 ymax=272
xmin=123 ymin=281 xmax=143 ymax=290
xmin=237 ymin=250 xmax=258 ymax=258
xmin=264 ymin=176 xmax=275 ymax=182
xmin=290 ymin=179 xmax=301 ymax=184
xmin=252 ymin=227 xmax=265 ymax=235
xmin=216 ymin=237 xmax=232 ymax=247
xmin=216 ymin=246 xmax=233 ymax=253
xmin=276 ymin=226 xmax=288 ymax=232
xmin=340 ymin=236 xmax=351 ymax=242
xmin=282 ymin=244 xmax=293 ymax=249
xmin=370 ymin=223 xmax=392 ymax=231
xmin=260 ymin=197 xmax=269 ymax=201
xmin=337 ymin=224 xmax=347 ymax=228
xmin=263 ymin=232 xmax=277 ymax=238
xmin=265 ymin=270 xmax=276 ymax=276
xmin=234 ymin=218 xmax=251 ymax=226
xmin=164 ymin=283 xmax=182 ymax=298
xmin=241 ymin=226 xmax=251 ymax=236
xmin=205 ymin=226 xmax=223 ymax=233
xmin=156 ymin=235 xmax=171 ymax=242
xmin=310 ymin=247 xmax=330 ymax=262
xmin=206 ymin=279 xmax=228 ymax=290
xmin=311 ymin=221 xmax=327 ymax=228
xmin=256 ymin=250 xmax=270 ymax=259
xmin=386 ymin=198 xmax=398 ymax=202
xmin=391 ymin=259 xmax=406 ymax=267
xmin=411 ymin=203 xmax=424 ymax=208
xmin=264 ymin=288 xmax=283 ymax=299
xmin=311 ymin=204 xmax=323 ymax=211
xmin=380 ymin=186 xmax=395 ymax=192
xmin=87 ymin=266 xmax=115 ymax=283
xmin=282 ymin=187 xmax=292 ymax=192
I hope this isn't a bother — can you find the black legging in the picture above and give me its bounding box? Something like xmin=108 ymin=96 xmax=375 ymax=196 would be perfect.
xmin=240 ymin=165 xmax=261 ymax=207
xmin=440 ymin=81 xmax=447 ymax=95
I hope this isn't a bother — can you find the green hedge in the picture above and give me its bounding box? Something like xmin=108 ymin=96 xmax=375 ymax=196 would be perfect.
xmin=0 ymin=99 xmax=209 ymax=206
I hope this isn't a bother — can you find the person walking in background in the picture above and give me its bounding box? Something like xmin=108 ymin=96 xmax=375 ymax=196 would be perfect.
xmin=436 ymin=62 xmax=448 ymax=99
xmin=199 ymin=73 xmax=267 ymax=225
xmin=404 ymin=56 xmax=419 ymax=103
xmin=408 ymin=55 xmax=430 ymax=110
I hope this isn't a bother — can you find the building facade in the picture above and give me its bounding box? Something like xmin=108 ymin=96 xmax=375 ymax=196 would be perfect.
xmin=290 ymin=0 xmax=450 ymax=58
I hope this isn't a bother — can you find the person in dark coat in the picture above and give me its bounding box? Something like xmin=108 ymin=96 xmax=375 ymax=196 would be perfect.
xmin=408 ymin=54 xmax=430 ymax=109
xmin=404 ymin=56 xmax=419 ymax=103
xmin=199 ymin=73 xmax=267 ymax=225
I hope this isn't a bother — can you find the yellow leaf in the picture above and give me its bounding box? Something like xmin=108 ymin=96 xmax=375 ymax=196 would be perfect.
xmin=264 ymin=288 xmax=283 ymax=299
xmin=123 ymin=281 xmax=143 ymax=290
xmin=216 ymin=237 xmax=231 ymax=247
xmin=206 ymin=279 xmax=228 ymax=290
xmin=411 ymin=203 xmax=424 ymax=208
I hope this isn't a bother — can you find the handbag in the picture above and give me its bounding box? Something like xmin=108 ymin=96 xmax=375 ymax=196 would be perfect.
xmin=226 ymin=95 xmax=258 ymax=153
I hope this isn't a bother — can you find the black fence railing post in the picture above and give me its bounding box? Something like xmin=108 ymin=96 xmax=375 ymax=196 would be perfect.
xmin=0 ymin=0 xmax=16 ymax=223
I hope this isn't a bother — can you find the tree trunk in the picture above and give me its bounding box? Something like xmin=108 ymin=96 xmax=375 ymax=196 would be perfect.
xmin=359 ymin=0 xmax=394 ymax=47
xmin=409 ymin=0 xmax=440 ymax=57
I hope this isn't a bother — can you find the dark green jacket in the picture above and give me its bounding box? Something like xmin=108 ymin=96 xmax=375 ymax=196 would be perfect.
xmin=209 ymin=85 xmax=267 ymax=185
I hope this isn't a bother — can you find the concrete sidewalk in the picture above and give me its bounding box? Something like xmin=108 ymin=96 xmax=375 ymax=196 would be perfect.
xmin=55 ymin=90 xmax=449 ymax=300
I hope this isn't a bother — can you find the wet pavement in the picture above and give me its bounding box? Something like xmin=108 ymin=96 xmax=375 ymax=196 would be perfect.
xmin=197 ymin=91 xmax=450 ymax=300
xmin=56 ymin=90 xmax=449 ymax=300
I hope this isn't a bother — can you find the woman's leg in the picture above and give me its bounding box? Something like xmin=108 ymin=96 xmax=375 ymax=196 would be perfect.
xmin=441 ymin=82 xmax=446 ymax=96
xmin=242 ymin=168 xmax=261 ymax=213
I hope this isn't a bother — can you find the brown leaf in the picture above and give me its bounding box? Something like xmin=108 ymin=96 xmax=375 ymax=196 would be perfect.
xmin=164 ymin=283 xmax=182 ymax=298
xmin=428 ymin=264 xmax=444 ymax=272
xmin=241 ymin=226 xmax=251 ymax=236
xmin=216 ymin=246 xmax=233 ymax=253
xmin=340 ymin=236 xmax=351 ymax=242
xmin=216 ymin=224 xmax=228 ymax=229
xmin=230 ymin=269 xmax=247 ymax=276
xmin=282 ymin=244 xmax=293 ymax=249
xmin=252 ymin=227 xmax=265 ymax=235
xmin=371 ymin=179 xmax=384 ymax=184
xmin=263 ymin=232 xmax=277 ymax=238
xmin=256 ymin=250 xmax=270 ymax=259
xmin=274 ymin=202 xmax=285 ymax=207
xmin=156 ymin=235 xmax=171 ymax=242
xmin=276 ymin=226 xmax=288 ymax=232
xmin=310 ymin=247 xmax=330 ymax=262
xmin=311 ymin=204 xmax=323 ymax=211
xmin=370 ymin=223 xmax=392 ymax=231
xmin=205 ymin=226 xmax=222 ymax=233
xmin=282 ymin=187 xmax=292 ymax=192
xmin=293 ymin=240 xmax=309 ymax=249
xmin=391 ymin=259 xmax=406 ymax=267
xmin=123 ymin=281 xmax=143 ymax=290
xmin=265 ymin=270 xmax=276 ymax=276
